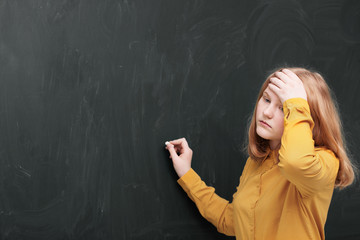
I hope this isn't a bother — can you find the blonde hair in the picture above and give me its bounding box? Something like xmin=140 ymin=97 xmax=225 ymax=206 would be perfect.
xmin=246 ymin=67 xmax=356 ymax=188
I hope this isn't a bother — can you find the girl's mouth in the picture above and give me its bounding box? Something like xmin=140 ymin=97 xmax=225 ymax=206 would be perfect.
xmin=260 ymin=120 xmax=271 ymax=128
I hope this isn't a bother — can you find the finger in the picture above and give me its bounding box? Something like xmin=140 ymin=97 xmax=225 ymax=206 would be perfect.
xmin=269 ymin=77 xmax=286 ymax=89
xmin=167 ymin=142 xmax=182 ymax=153
xmin=169 ymin=138 xmax=189 ymax=148
xmin=166 ymin=142 xmax=183 ymax=155
xmin=275 ymin=71 xmax=292 ymax=83
xmin=165 ymin=142 xmax=178 ymax=151
xmin=281 ymin=69 xmax=302 ymax=83
xmin=268 ymin=83 xmax=285 ymax=103
xmin=167 ymin=143 xmax=179 ymax=159
xmin=268 ymin=83 xmax=281 ymax=95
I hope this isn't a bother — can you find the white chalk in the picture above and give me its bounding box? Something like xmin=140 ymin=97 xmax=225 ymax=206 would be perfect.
xmin=165 ymin=141 xmax=170 ymax=146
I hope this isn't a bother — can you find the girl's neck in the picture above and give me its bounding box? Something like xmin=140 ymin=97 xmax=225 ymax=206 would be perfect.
xmin=269 ymin=140 xmax=281 ymax=150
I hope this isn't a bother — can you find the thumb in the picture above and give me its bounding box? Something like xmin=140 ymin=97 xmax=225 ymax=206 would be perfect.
xmin=166 ymin=143 xmax=178 ymax=159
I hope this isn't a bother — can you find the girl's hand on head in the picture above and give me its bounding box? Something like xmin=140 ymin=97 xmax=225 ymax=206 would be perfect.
xmin=165 ymin=138 xmax=193 ymax=178
xmin=268 ymin=69 xmax=307 ymax=104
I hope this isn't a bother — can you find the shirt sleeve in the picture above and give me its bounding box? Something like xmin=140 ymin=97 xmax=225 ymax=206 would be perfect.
xmin=177 ymin=168 xmax=235 ymax=236
xmin=278 ymin=98 xmax=339 ymax=198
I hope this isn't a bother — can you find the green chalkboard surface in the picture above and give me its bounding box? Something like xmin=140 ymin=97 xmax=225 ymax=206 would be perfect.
xmin=0 ymin=0 xmax=359 ymax=239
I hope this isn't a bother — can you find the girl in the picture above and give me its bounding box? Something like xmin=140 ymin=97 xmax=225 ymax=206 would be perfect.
xmin=165 ymin=68 xmax=356 ymax=239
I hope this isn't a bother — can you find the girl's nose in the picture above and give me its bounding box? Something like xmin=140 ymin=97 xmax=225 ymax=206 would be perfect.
xmin=264 ymin=105 xmax=274 ymax=118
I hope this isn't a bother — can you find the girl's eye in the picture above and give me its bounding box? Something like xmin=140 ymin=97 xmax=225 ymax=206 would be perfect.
xmin=279 ymin=106 xmax=283 ymax=112
xmin=264 ymin=97 xmax=270 ymax=103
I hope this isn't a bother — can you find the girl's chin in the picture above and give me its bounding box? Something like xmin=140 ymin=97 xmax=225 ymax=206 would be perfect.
xmin=256 ymin=129 xmax=271 ymax=140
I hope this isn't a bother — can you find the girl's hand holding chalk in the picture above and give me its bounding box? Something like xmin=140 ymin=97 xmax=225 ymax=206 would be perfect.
xmin=165 ymin=138 xmax=192 ymax=178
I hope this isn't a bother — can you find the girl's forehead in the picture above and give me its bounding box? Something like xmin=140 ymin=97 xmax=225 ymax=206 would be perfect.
xmin=263 ymin=86 xmax=274 ymax=96
xmin=262 ymin=86 xmax=281 ymax=103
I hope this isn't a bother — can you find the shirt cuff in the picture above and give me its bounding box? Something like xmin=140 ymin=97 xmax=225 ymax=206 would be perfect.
xmin=177 ymin=168 xmax=201 ymax=192
xmin=283 ymin=98 xmax=310 ymax=117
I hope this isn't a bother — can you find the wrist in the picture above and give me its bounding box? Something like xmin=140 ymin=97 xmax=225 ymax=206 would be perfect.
xmin=177 ymin=167 xmax=191 ymax=178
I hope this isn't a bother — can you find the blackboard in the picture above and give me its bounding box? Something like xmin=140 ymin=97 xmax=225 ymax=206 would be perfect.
xmin=0 ymin=0 xmax=359 ymax=239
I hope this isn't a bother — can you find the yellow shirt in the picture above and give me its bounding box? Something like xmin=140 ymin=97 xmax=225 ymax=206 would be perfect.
xmin=177 ymin=98 xmax=339 ymax=240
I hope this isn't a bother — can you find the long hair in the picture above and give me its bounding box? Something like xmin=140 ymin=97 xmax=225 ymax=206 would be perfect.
xmin=246 ymin=67 xmax=356 ymax=188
